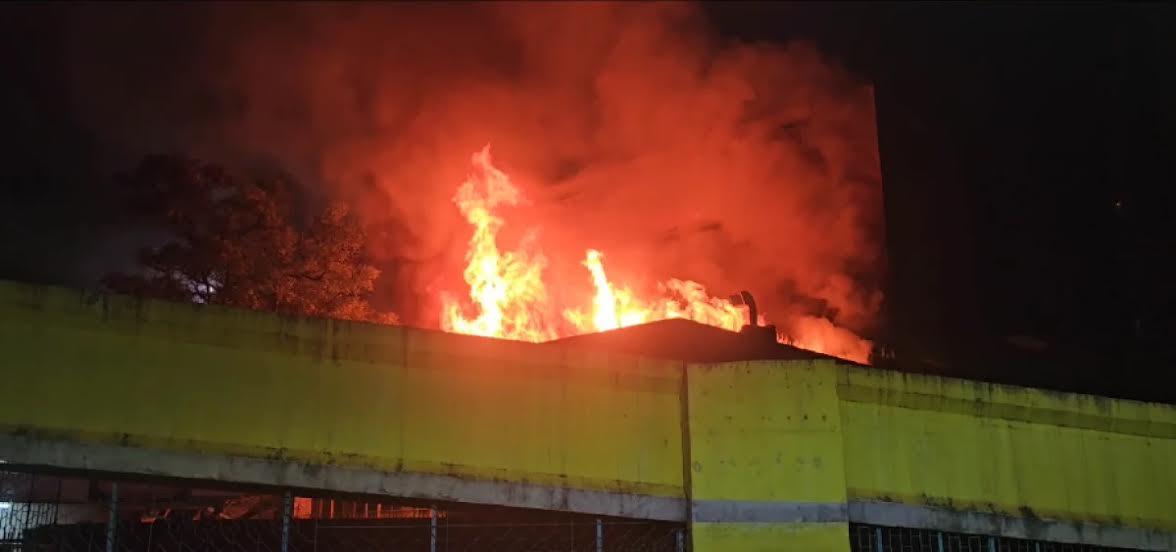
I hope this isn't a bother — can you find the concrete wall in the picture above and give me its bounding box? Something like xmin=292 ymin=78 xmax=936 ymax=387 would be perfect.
xmin=684 ymin=361 xmax=1176 ymax=551
xmin=1 ymin=280 xmax=1174 ymax=550
xmin=0 ymin=280 xmax=686 ymax=520
xmin=839 ymin=367 xmax=1176 ymax=550
xmin=686 ymin=361 xmax=850 ymax=551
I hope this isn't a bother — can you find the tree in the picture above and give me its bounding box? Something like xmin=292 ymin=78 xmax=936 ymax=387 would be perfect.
xmin=103 ymin=155 xmax=397 ymax=325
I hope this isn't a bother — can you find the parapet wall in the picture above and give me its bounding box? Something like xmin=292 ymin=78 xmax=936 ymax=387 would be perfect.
xmin=839 ymin=367 xmax=1176 ymax=549
xmin=683 ymin=361 xmax=1175 ymax=550
xmin=0 ymin=280 xmax=687 ymax=520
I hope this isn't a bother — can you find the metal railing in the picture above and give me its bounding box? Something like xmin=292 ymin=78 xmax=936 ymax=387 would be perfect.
xmin=9 ymin=470 xmax=1150 ymax=552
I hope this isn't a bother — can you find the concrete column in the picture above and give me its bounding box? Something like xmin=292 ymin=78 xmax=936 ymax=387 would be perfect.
xmin=280 ymin=490 xmax=292 ymax=552
xmin=595 ymin=518 xmax=603 ymax=552
xmin=430 ymin=508 xmax=438 ymax=552
xmin=105 ymin=483 xmax=118 ymax=552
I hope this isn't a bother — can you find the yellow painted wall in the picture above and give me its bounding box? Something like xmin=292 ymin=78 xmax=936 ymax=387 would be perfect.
xmin=692 ymin=522 xmax=850 ymax=551
xmin=687 ymin=360 xmax=848 ymax=504
xmin=839 ymin=367 xmax=1176 ymax=533
xmin=686 ymin=361 xmax=1176 ymax=549
xmin=0 ymin=281 xmax=685 ymax=499
xmin=687 ymin=360 xmax=850 ymax=551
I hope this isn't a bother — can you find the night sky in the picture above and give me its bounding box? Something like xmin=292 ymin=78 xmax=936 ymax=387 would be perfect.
xmin=2 ymin=3 xmax=1174 ymax=402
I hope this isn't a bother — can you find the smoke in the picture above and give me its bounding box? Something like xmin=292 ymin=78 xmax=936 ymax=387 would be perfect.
xmin=60 ymin=2 xmax=884 ymax=339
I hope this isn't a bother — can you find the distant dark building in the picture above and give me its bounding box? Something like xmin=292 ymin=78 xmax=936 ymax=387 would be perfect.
xmin=868 ymin=4 xmax=1176 ymax=403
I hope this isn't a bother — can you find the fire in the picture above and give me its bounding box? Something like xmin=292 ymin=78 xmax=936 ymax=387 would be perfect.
xmin=563 ymin=251 xmax=748 ymax=334
xmin=439 ymin=146 xmax=555 ymax=342
xmin=440 ymin=145 xmax=871 ymax=364
xmin=573 ymin=250 xmax=632 ymax=332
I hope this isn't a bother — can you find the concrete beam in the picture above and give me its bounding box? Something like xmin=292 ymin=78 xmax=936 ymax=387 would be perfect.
xmin=849 ymin=501 xmax=1175 ymax=552
xmin=692 ymin=500 xmax=847 ymax=523
xmin=0 ymin=434 xmax=687 ymax=522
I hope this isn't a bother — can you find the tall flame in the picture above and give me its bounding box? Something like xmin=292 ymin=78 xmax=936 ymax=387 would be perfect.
xmin=440 ymin=146 xmax=555 ymax=342
xmin=440 ymin=146 xmax=872 ymax=363
xmin=580 ymin=250 xmax=625 ymax=331
xmin=561 ymin=250 xmax=749 ymax=333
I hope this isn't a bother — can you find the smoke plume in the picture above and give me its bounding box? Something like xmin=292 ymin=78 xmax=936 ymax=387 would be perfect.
xmin=61 ymin=2 xmax=884 ymax=344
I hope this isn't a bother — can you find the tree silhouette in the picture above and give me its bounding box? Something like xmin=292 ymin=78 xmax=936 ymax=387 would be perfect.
xmin=104 ymin=155 xmax=396 ymax=325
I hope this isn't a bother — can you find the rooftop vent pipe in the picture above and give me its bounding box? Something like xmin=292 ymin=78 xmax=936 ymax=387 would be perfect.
xmin=730 ymin=290 xmax=777 ymax=344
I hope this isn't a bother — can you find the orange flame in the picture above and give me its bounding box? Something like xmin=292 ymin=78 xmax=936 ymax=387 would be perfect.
xmin=439 ymin=146 xmax=555 ymax=342
xmin=574 ymin=250 xmax=628 ymax=331
xmin=778 ymin=316 xmax=873 ymax=364
xmin=440 ymin=146 xmax=872 ymax=363
xmin=561 ymin=250 xmax=748 ymax=333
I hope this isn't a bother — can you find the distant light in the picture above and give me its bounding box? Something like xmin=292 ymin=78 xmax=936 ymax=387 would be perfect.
xmin=0 ymin=502 xmax=12 ymax=509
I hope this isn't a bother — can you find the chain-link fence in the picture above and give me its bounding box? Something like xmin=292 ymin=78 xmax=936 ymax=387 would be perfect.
xmin=2 ymin=469 xmax=1154 ymax=552
xmin=849 ymin=523 xmax=1141 ymax=552
xmin=23 ymin=517 xmax=684 ymax=551
xmin=0 ymin=468 xmax=685 ymax=551
xmin=1 ymin=470 xmax=64 ymax=549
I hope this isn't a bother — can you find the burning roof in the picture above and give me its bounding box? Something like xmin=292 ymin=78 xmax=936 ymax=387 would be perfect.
xmin=548 ymin=318 xmax=856 ymax=365
xmin=436 ymin=146 xmax=874 ymax=364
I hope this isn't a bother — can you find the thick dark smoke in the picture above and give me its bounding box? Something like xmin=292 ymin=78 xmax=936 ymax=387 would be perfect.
xmin=60 ymin=2 xmax=884 ymax=344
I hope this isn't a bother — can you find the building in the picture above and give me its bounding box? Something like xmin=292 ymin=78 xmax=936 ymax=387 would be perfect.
xmin=0 ymin=280 xmax=1172 ymax=550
